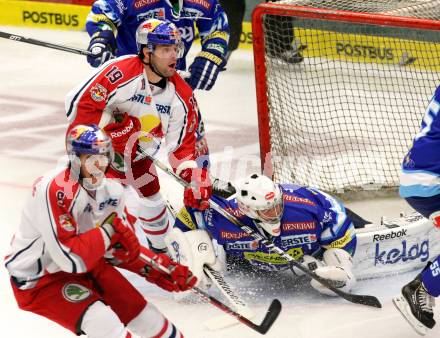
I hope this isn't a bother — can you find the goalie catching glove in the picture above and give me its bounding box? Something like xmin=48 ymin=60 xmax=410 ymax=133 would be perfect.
xmin=310 ymin=248 xmax=356 ymax=296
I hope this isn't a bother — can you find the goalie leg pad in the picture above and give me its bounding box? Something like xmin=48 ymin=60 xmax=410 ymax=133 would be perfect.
xmin=165 ymin=227 xmax=224 ymax=288
xmin=322 ymin=247 xmax=353 ymax=269
xmin=310 ymin=248 xmax=356 ymax=296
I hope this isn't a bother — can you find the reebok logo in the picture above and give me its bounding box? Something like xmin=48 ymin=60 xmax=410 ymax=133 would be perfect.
xmin=110 ymin=120 xmax=134 ymax=138
xmin=373 ymin=229 xmax=407 ymax=242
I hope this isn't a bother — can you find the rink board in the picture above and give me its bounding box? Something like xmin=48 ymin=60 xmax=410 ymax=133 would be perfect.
xmin=353 ymin=213 xmax=440 ymax=279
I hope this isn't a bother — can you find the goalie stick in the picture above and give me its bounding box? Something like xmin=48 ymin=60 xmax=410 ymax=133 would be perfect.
xmin=139 ymin=251 xmax=281 ymax=335
xmin=0 ymin=31 xmax=92 ymax=56
xmin=163 ymin=199 xmax=256 ymax=330
xmin=143 ymin=151 xmax=382 ymax=308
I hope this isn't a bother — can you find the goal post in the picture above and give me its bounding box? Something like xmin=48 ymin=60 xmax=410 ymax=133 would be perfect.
xmin=252 ymin=2 xmax=440 ymax=195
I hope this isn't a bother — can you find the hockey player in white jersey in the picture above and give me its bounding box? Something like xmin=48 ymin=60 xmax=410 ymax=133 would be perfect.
xmin=66 ymin=19 xmax=212 ymax=254
xmin=5 ymin=125 xmax=196 ymax=338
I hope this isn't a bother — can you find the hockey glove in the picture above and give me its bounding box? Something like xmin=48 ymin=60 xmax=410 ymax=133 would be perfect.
xmin=186 ymin=50 xmax=226 ymax=90
xmin=310 ymin=248 xmax=356 ymax=296
xmin=87 ymin=30 xmax=117 ymax=68
xmin=177 ymin=161 xmax=212 ymax=210
xmin=102 ymin=213 xmax=141 ymax=263
xmin=104 ymin=113 xmax=141 ymax=158
xmin=145 ymin=253 xmax=197 ymax=292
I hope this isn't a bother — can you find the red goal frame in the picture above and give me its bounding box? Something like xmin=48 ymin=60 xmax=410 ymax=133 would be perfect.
xmin=252 ymin=3 xmax=440 ymax=177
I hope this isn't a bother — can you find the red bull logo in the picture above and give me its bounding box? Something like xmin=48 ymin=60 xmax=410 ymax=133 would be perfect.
xmin=70 ymin=126 xmax=91 ymax=140
xmin=90 ymin=84 xmax=108 ymax=102
xmin=59 ymin=214 xmax=75 ymax=231
xmin=265 ymin=192 xmax=275 ymax=200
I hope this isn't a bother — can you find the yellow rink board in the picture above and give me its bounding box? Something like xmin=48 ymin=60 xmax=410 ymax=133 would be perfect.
xmin=0 ymin=0 xmax=90 ymax=30
xmin=1 ymin=0 xmax=439 ymax=70
xmin=295 ymin=27 xmax=440 ymax=72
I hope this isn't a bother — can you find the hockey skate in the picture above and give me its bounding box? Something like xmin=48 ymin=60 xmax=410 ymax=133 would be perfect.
xmin=393 ymin=274 xmax=436 ymax=336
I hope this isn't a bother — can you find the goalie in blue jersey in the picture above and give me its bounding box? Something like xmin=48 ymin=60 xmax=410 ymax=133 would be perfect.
xmin=164 ymin=173 xmax=358 ymax=296
xmin=394 ymin=85 xmax=440 ymax=335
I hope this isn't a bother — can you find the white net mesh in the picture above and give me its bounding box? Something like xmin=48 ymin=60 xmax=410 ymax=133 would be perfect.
xmin=257 ymin=1 xmax=440 ymax=194
xmin=277 ymin=0 xmax=440 ymax=19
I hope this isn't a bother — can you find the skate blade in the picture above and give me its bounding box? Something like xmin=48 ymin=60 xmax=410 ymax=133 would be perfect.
xmin=393 ymin=295 xmax=428 ymax=336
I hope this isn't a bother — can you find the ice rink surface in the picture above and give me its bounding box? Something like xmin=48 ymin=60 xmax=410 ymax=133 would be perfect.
xmin=0 ymin=26 xmax=434 ymax=337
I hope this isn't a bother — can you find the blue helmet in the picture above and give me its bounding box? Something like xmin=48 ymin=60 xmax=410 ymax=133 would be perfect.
xmin=66 ymin=124 xmax=113 ymax=188
xmin=66 ymin=124 xmax=113 ymax=157
xmin=136 ymin=19 xmax=184 ymax=57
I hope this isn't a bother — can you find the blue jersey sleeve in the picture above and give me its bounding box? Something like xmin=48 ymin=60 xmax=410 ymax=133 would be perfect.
xmin=86 ymin=0 xmax=127 ymax=37
xmin=196 ymin=1 xmax=229 ymax=58
xmin=400 ymin=85 xmax=440 ymax=198
xmin=312 ymin=189 xmax=357 ymax=255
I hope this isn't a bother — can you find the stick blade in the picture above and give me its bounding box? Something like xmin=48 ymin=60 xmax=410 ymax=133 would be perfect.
xmin=349 ymin=294 xmax=382 ymax=308
xmin=256 ymin=299 xmax=282 ymax=335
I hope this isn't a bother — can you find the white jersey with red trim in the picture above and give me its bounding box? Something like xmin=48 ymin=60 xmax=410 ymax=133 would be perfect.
xmin=65 ymin=55 xmax=200 ymax=170
xmin=4 ymin=167 xmax=130 ymax=290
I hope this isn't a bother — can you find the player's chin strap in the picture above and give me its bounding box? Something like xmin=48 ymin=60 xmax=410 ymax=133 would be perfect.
xmin=141 ymin=150 xmax=382 ymax=309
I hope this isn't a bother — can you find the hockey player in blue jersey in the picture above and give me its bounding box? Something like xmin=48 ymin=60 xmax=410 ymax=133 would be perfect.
xmin=165 ymin=173 xmax=358 ymax=296
xmin=393 ymin=85 xmax=440 ymax=335
xmin=86 ymin=0 xmax=229 ymax=91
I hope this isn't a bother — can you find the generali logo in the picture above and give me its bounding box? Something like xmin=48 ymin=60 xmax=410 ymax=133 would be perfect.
xmin=282 ymin=222 xmax=316 ymax=231
xmin=134 ymin=0 xmax=160 ymax=9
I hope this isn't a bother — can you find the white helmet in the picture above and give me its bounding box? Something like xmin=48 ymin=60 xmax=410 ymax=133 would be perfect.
xmin=235 ymin=174 xmax=284 ymax=236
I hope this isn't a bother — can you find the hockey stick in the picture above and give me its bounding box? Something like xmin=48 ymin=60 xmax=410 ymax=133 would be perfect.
xmin=145 ymin=153 xmax=382 ymax=308
xmin=0 ymin=31 xmax=92 ymax=56
xmin=139 ymin=251 xmax=281 ymax=335
xmin=163 ymin=198 xmax=256 ymax=330
xmin=202 ymin=266 xmax=256 ymax=330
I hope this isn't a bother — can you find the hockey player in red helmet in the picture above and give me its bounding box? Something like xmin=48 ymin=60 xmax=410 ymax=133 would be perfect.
xmin=66 ymin=19 xmax=212 ymax=254
xmin=5 ymin=124 xmax=196 ymax=338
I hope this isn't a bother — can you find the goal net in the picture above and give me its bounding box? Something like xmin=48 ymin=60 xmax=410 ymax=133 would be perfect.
xmin=253 ymin=0 xmax=440 ymax=195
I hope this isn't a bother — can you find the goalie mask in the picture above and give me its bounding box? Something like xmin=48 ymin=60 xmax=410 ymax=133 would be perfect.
xmin=236 ymin=174 xmax=284 ymax=236
xmin=66 ymin=124 xmax=113 ymax=190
